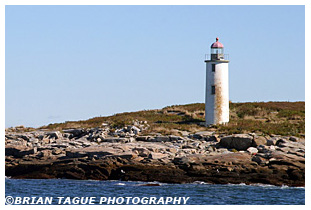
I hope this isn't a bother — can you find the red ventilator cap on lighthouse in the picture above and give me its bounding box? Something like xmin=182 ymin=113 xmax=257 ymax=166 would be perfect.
xmin=211 ymin=37 xmax=224 ymax=48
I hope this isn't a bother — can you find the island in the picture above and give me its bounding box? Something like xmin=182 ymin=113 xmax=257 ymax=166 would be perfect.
xmin=5 ymin=102 xmax=305 ymax=187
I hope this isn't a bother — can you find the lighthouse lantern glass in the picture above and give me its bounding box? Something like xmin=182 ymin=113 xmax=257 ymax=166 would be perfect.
xmin=211 ymin=48 xmax=224 ymax=55
xmin=211 ymin=47 xmax=224 ymax=60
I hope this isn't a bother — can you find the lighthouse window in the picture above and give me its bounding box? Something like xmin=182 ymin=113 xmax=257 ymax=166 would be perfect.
xmin=212 ymin=64 xmax=215 ymax=72
xmin=211 ymin=86 xmax=215 ymax=95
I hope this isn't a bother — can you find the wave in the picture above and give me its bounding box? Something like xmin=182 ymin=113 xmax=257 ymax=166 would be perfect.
xmin=281 ymin=185 xmax=305 ymax=189
xmin=190 ymin=181 xmax=304 ymax=189
xmin=250 ymin=183 xmax=305 ymax=189
xmin=115 ymin=183 xmax=126 ymax=186
xmin=109 ymin=180 xmax=166 ymax=186
xmin=192 ymin=181 xmax=211 ymax=185
xmin=250 ymin=183 xmax=276 ymax=188
xmin=227 ymin=183 xmax=246 ymax=186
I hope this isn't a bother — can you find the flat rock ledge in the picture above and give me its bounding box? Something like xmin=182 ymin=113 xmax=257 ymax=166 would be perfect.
xmin=5 ymin=129 xmax=305 ymax=187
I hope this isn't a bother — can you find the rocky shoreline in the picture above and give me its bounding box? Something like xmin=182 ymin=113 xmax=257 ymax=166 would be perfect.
xmin=5 ymin=124 xmax=305 ymax=187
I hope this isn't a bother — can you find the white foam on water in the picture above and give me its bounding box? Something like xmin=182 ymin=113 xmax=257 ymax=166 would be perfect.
xmin=115 ymin=183 xmax=126 ymax=186
xmin=227 ymin=183 xmax=246 ymax=186
xmin=194 ymin=181 xmax=207 ymax=185
xmin=250 ymin=183 xmax=276 ymax=188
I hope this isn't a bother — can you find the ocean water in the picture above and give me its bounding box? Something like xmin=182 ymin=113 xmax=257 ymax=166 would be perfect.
xmin=5 ymin=178 xmax=304 ymax=205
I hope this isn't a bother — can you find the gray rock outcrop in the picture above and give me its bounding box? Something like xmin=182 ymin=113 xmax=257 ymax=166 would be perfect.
xmin=219 ymin=134 xmax=253 ymax=150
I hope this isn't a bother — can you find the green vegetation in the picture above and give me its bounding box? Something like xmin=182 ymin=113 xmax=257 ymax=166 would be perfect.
xmin=40 ymin=101 xmax=305 ymax=137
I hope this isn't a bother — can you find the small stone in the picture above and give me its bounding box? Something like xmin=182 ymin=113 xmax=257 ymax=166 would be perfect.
xmin=252 ymin=136 xmax=267 ymax=147
xmin=148 ymin=152 xmax=169 ymax=160
xmin=132 ymin=148 xmax=150 ymax=157
xmin=167 ymin=147 xmax=178 ymax=153
xmin=118 ymin=152 xmax=137 ymax=159
xmin=63 ymin=129 xmax=85 ymax=138
xmin=180 ymin=131 xmax=189 ymax=136
xmin=206 ymin=146 xmax=216 ymax=152
xmin=169 ymin=135 xmax=182 ymax=141
xmin=130 ymin=126 xmax=140 ymax=135
xmin=154 ymin=136 xmax=170 ymax=142
xmin=289 ymin=136 xmax=299 ymax=142
xmin=46 ymin=131 xmax=62 ymax=139
xmin=276 ymin=139 xmax=287 ymax=147
xmin=257 ymin=145 xmax=269 ymax=153
xmin=252 ymin=155 xmax=262 ymax=164
xmin=195 ymin=131 xmax=214 ymax=136
xmin=266 ymin=139 xmax=274 ymax=146
xmin=217 ymin=148 xmax=229 ymax=153
xmin=205 ymin=135 xmax=219 ymax=142
xmin=42 ymin=138 xmax=50 ymax=144
xmin=247 ymin=147 xmax=258 ymax=155
xmin=31 ymin=139 xmax=39 ymax=144
xmin=191 ymin=134 xmax=203 ymax=140
xmin=136 ymin=136 xmax=150 ymax=141
xmin=52 ymin=148 xmax=63 ymax=155
xmin=266 ymin=137 xmax=282 ymax=146
xmin=62 ymin=133 xmax=72 ymax=138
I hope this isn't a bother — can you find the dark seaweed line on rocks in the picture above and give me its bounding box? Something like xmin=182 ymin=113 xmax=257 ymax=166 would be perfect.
xmin=5 ymin=124 xmax=305 ymax=187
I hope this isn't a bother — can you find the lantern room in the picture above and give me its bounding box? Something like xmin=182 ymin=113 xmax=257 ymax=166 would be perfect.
xmin=210 ymin=37 xmax=224 ymax=60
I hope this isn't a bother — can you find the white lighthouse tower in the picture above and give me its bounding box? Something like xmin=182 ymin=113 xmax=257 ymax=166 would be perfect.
xmin=205 ymin=37 xmax=229 ymax=126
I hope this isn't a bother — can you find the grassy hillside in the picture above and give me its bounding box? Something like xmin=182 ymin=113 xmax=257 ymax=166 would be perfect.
xmin=40 ymin=101 xmax=305 ymax=137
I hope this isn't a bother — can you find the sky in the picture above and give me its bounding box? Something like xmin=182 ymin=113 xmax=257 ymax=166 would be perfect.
xmin=5 ymin=5 xmax=305 ymax=128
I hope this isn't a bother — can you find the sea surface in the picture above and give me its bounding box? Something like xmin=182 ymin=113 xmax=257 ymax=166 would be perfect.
xmin=5 ymin=178 xmax=305 ymax=205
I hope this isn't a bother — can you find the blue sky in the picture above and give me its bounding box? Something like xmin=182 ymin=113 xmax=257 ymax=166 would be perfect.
xmin=5 ymin=5 xmax=305 ymax=128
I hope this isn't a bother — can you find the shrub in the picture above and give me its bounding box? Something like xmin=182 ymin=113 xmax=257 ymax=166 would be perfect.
xmin=277 ymin=110 xmax=305 ymax=118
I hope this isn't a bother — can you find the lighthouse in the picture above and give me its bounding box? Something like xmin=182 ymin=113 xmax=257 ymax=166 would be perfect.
xmin=204 ymin=37 xmax=229 ymax=126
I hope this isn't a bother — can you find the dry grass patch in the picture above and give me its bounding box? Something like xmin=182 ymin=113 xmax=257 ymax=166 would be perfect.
xmin=39 ymin=101 xmax=304 ymax=137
